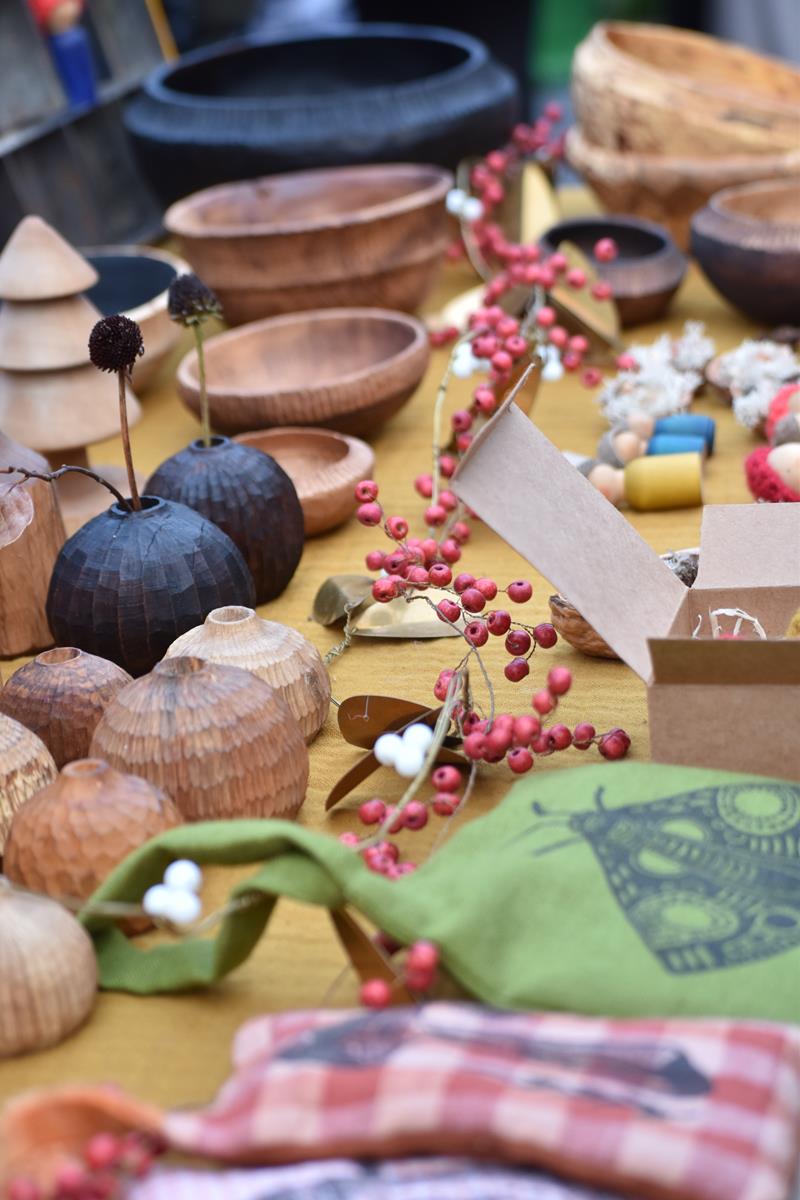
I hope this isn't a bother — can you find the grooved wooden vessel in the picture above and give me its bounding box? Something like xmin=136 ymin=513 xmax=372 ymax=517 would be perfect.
xmin=164 ymin=163 xmax=452 ymax=323
xmin=4 ymin=758 xmax=182 ymax=903
xmin=145 ymin=436 xmax=304 ymax=604
xmin=572 ymin=22 xmax=800 ymax=158
xmin=0 ymin=882 xmax=97 ymax=1058
xmin=0 ymin=648 xmax=132 ymax=767
xmin=690 ymin=177 xmax=800 ymax=325
xmin=234 ymin=427 xmax=375 ymax=536
xmin=0 ymin=433 xmax=65 ymax=658
xmin=0 ymin=712 xmax=57 ymax=852
xmin=165 ymin=606 xmax=330 ymax=743
xmin=90 ymin=657 xmax=309 ymax=820
xmin=177 ymin=309 xmax=430 ymax=436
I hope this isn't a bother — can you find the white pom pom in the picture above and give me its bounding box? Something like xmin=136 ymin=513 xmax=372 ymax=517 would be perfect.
xmin=374 ymin=733 xmax=403 ymax=766
xmin=393 ymin=744 xmax=425 ymax=778
xmin=163 ymin=889 xmax=202 ymax=928
xmin=461 ymin=196 xmax=484 ymax=222
xmin=445 ymin=187 xmax=467 ymax=216
xmin=163 ymin=859 xmax=203 ymax=894
xmin=142 ymin=884 xmax=174 ymax=919
xmin=542 ymin=353 xmax=564 ymax=382
xmin=402 ymin=723 xmax=434 ymax=752
xmin=452 ymin=356 xmax=476 ymax=379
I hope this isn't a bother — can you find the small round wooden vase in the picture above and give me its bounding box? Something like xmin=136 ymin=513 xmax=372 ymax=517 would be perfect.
xmin=46 ymin=495 xmax=256 ymax=677
xmin=0 ymin=880 xmax=97 ymax=1058
xmin=4 ymin=758 xmax=182 ymax=903
xmin=165 ymin=606 xmax=330 ymax=742
xmin=0 ymin=712 xmax=57 ymax=852
xmin=145 ymin=437 xmax=304 ymax=604
xmin=90 ymin=656 xmax=309 ymax=821
xmin=0 ymin=647 xmax=132 ymax=767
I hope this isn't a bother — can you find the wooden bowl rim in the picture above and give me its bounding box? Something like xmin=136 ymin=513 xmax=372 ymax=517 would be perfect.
xmin=706 ymin=176 xmax=800 ymax=228
xmin=177 ymin=307 xmax=428 ymax=400
xmin=82 ymin=244 xmax=190 ymax=324
xmin=165 ymin=163 xmax=452 ymax=240
xmin=566 ymin=126 xmax=800 ymax=176
xmin=234 ymin=426 xmax=374 ymax=493
xmin=540 ymin=213 xmax=680 ymax=263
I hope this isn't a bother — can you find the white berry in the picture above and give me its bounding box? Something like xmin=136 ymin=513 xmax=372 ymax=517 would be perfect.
xmin=163 ymin=859 xmax=203 ymax=894
xmin=394 ymin=744 xmax=425 ymax=778
xmin=452 ymin=355 xmax=476 ymax=379
xmin=445 ymin=187 xmax=466 ymax=216
xmin=462 ymin=196 xmax=484 ymax=222
xmin=374 ymin=732 xmax=403 ymax=766
xmin=142 ymin=884 xmax=174 ymax=919
xmin=163 ymin=889 xmax=202 ymax=927
xmin=402 ymin=723 xmax=434 ymax=752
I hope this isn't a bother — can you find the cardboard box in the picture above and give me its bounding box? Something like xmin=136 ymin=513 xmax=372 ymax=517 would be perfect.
xmin=453 ymin=374 xmax=800 ymax=781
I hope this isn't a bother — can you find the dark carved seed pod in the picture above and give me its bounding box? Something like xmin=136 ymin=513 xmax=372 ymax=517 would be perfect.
xmin=167 ymin=272 xmax=221 ymax=323
xmin=145 ymin=437 xmax=304 ymax=604
xmin=46 ymin=495 xmax=256 ymax=676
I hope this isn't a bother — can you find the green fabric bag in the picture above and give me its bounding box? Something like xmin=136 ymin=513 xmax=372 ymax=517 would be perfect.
xmin=83 ymin=762 xmax=800 ymax=1021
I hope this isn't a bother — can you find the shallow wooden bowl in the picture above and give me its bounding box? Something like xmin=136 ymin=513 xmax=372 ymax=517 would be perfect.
xmin=85 ymin=245 xmax=189 ymax=389
xmin=566 ymin=126 xmax=800 ymax=251
xmin=177 ymin=308 xmax=429 ymax=437
xmin=164 ymin=163 xmax=451 ymax=324
xmin=573 ymin=22 xmax=800 ymax=158
xmin=540 ymin=215 xmax=686 ymax=327
xmin=690 ymin=178 xmax=800 ymax=326
xmin=234 ymin=427 xmax=374 ymax=537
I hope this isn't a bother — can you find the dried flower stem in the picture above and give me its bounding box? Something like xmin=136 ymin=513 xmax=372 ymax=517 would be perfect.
xmin=431 ymin=331 xmax=473 ymax=510
xmin=117 ymin=370 xmax=141 ymax=510
xmin=192 ymin=322 xmax=211 ymax=448
xmin=0 ymin=464 xmax=130 ymax=510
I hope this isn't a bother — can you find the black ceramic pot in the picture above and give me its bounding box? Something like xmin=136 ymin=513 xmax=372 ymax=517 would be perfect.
xmin=124 ymin=24 xmax=519 ymax=206
xmin=46 ymin=496 xmax=256 ymax=676
xmin=145 ymin=437 xmax=304 ymax=604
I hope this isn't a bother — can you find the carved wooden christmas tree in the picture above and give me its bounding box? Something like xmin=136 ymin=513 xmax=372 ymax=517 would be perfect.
xmin=0 ymin=216 xmax=142 ymax=533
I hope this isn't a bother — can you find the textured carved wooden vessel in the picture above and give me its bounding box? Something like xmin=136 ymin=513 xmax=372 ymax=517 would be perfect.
xmin=0 ymin=882 xmax=97 ymax=1058
xmin=0 ymin=712 xmax=57 ymax=852
xmin=4 ymin=758 xmax=182 ymax=903
xmin=164 ymin=163 xmax=451 ymax=323
xmin=572 ymin=22 xmax=800 ymax=158
xmin=690 ymin=178 xmax=800 ymax=326
xmin=0 ymin=433 xmax=65 ymax=658
xmin=145 ymin=437 xmax=304 ymax=604
xmin=0 ymin=648 xmax=132 ymax=767
xmin=177 ymin=308 xmax=429 ymax=436
xmin=90 ymin=656 xmax=309 ymax=820
xmin=165 ymin=606 xmax=330 ymax=743
xmin=234 ymin=427 xmax=375 ymax=536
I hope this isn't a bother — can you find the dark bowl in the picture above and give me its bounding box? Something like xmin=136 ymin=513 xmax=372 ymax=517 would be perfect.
xmin=690 ymin=177 xmax=800 ymax=326
xmin=124 ymin=24 xmax=519 ymax=206
xmin=539 ymin=214 xmax=687 ymax=327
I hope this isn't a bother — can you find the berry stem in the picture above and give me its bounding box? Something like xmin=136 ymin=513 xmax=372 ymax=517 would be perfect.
xmin=192 ymin=321 xmax=212 ymax=448
xmin=117 ymin=369 xmax=141 ymax=510
xmin=432 ymin=332 xmax=473 ymax=511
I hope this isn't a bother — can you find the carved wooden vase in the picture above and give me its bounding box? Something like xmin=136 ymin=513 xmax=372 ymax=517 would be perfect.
xmin=0 ymin=712 xmax=57 ymax=852
xmin=46 ymin=495 xmax=256 ymax=677
xmin=4 ymin=758 xmax=183 ymax=904
xmin=145 ymin=437 xmax=304 ymax=603
xmin=0 ymin=647 xmax=132 ymax=767
xmin=165 ymin=605 xmax=330 ymax=742
xmin=90 ymin=656 xmax=308 ymax=820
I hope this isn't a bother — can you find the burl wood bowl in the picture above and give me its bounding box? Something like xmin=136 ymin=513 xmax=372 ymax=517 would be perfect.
xmin=234 ymin=427 xmax=375 ymax=536
xmin=690 ymin=178 xmax=800 ymax=326
xmin=177 ymin=308 xmax=430 ymax=437
xmin=540 ymin=215 xmax=686 ymax=327
xmin=164 ymin=163 xmax=451 ymax=325
xmin=572 ymin=21 xmax=800 ymax=158
xmin=566 ymin=125 xmax=800 ymax=251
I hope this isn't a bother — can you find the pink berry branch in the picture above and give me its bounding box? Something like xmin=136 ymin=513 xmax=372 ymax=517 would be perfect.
xmin=5 ymin=1130 xmax=166 ymax=1200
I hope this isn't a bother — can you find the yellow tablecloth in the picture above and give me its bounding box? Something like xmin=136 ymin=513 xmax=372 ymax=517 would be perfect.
xmin=0 ymin=200 xmax=758 ymax=1108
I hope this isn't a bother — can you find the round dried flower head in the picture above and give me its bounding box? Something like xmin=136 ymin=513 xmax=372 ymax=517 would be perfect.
xmin=88 ymin=314 xmax=144 ymax=374
xmin=168 ymin=273 xmax=222 ymax=325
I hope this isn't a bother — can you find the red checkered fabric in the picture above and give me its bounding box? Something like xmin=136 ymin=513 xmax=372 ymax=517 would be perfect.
xmin=162 ymin=1004 xmax=800 ymax=1200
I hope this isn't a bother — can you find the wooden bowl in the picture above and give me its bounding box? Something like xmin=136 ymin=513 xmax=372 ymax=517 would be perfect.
xmin=690 ymin=178 xmax=800 ymax=326
xmin=572 ymin=21 xmax=800 ymax=158
xmin=177 ymin=308 xmax=430 ymax=437
xmin=540 ymin=215 xmax=686 ymax=327
xmin=566 ymin=126 xmax=800 ymax=251
xmin=84 ymin=246 xmax=189 ymax=390
xmin=234 ymin=427 xmax=374 ymax=537
xmin=164 ymin=163 xmax=451 ymax=324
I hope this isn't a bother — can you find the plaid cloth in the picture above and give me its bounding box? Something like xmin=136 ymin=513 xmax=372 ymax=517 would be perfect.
xmin=131 ymin=1158 xmax=617 ymax=1200
xmin=162 ymin=1004 xmax=800 ymax=1200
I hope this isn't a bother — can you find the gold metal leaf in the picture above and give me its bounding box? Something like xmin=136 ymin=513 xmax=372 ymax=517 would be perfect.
xmin=312 ymin=574 xmax=373 ymax=627
xmin=350 ymin=588 xmax=463 ymax=639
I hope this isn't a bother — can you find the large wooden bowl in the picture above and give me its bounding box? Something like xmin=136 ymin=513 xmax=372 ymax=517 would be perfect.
xmin=178 ymin=308 xmax=430 ymax=437
xmin=566 ymin=126 xmax=800 ymax=251
xmin=690 ymin=178 xmax=800 ymax=326
xmin=234 ymin=427 xmax=375 ymax=536
xmin=572 ymin=22 xmax=800 ymax=158
xmin=164 ymin=164 xmax=451 ymax=325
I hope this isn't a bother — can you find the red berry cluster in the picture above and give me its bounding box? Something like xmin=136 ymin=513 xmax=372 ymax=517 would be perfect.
xmin=360 ymin=939 xmax=441 ymax=1008
xmin=7 ymin=1131 xmax=164 ymax=1200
